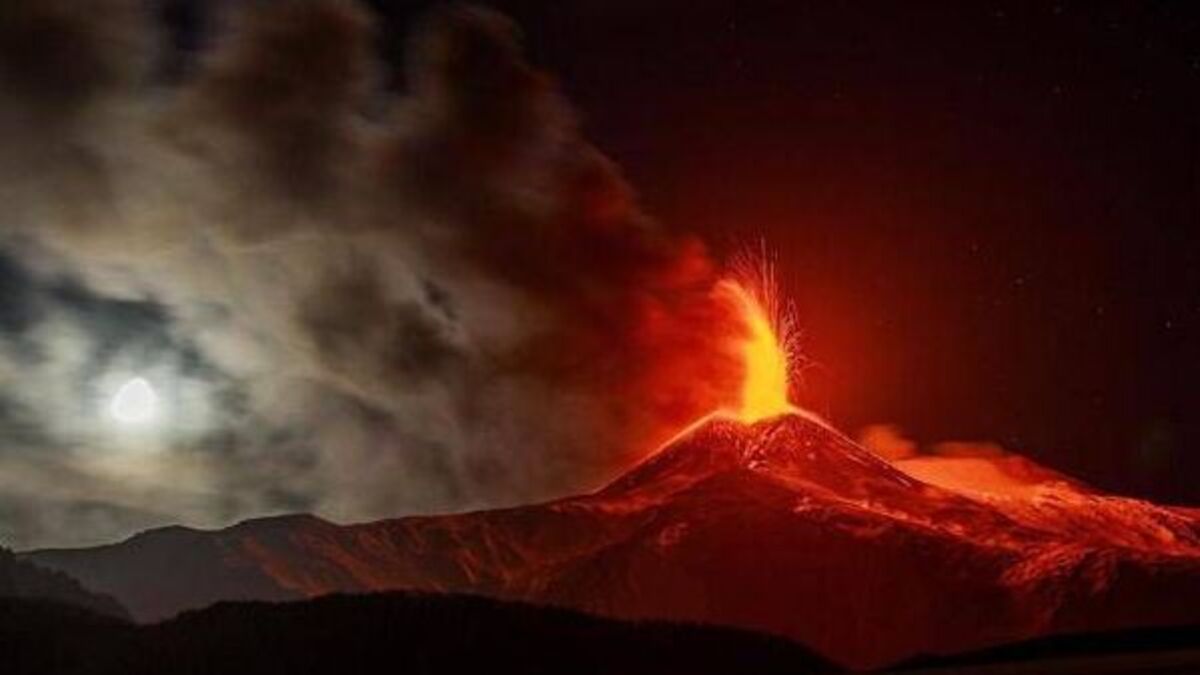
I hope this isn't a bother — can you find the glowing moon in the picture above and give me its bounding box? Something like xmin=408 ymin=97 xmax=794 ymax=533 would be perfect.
xmin=110 ymin=378 xmax=158 ymax=425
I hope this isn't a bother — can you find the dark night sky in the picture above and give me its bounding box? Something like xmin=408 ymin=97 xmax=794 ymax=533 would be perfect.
xmin=1 ymin=0 xmax=1193 ymax=552
xmin=4 ymin=0 xmax=1198 ymax=652
xmin=350 ymin=0 xmax=1200 ymax=503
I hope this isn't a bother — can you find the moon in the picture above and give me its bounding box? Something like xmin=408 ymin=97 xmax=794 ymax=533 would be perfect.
xmin=110 ymin=378 xmax=159 ymax=425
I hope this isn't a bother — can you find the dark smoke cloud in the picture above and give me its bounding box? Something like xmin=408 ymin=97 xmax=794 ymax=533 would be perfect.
xmin=0 ymin=0 xmax=148 ymax=114
xmin=299 ymin=264 xmax=466 ymax=387
xmin=0 ymin=1 xmax=740 ymax=549
xmin=168 ymin=0 xmax=375 ymax=242
xmin=385 ymin=7 xmax=739 ymax=449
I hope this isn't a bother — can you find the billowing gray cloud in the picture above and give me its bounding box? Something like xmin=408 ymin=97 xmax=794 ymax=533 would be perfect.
xmin=0 ymin=1 xmax=742 ymax=549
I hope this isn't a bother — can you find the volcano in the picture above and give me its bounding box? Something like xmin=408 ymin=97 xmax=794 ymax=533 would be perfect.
xmin=27 ymin=410 xmax=1200 ymax=669
xmin=26 ymin=274 xmax=1200 ymax=669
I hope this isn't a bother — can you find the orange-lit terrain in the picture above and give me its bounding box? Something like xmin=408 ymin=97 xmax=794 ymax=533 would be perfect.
xmin=27 ymin=266 xmax=1200 ymax=670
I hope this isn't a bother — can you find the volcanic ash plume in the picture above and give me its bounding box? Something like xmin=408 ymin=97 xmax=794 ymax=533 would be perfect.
xmin=0 ymin=1 xmax=748 ymax=548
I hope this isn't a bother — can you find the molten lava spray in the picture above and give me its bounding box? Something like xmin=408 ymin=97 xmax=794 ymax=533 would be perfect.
xmin=650 ymin=251 xmax=811 ymax=453
xmin=719 ymin=257 xmax=799 ymax=423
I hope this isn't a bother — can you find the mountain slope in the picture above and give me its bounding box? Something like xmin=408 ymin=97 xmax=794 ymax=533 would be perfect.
xmin=0 ymin=546 xmax=127 ymax=619
xmin=27 ymin=413 xmax=1200 ymax=669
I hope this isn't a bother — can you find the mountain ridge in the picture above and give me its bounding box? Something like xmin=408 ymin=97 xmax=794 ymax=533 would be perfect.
xmin=0 ymin=546 xmax=128 ymax=619
xmin=25 ymin=412 xmax=1200 ymax=669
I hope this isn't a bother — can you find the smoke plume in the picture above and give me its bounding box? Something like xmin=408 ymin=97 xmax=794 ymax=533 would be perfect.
xmin=0 ymin=1 xmax=740 ymax=549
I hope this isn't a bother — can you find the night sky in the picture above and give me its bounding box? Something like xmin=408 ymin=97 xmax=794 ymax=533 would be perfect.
xmin=0 ymin=1 xmax=1196 ymax=549
xmin=461 ymin=1 xmax=1200 ymax=504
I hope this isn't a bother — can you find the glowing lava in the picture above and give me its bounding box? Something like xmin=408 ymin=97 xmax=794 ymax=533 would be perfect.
xmin=649 ymin=249 xmax=822 ymax=454
xmin=719 ymin=268 xmax=797 ymax=423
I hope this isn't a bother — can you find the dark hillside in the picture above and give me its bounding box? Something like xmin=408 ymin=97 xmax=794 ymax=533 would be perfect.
xmin=0 ymin=591 xmax=835 ymax=675
xmin=0 ymin=547 xmax=127 ymax=619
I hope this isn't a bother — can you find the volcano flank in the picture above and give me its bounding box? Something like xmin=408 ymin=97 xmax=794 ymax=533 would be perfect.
xmin=27 ymin=411 xmax=1200 ymax=669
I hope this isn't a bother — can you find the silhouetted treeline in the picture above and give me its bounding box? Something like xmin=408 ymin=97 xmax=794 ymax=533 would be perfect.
xmin=0 ymin=591 xmax=835 ymax=675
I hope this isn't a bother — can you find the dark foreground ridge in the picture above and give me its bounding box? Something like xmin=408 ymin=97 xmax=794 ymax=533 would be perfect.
xmin=897 ymin=623 xmax=1200 ymax=673
xmin=0 ymin=591 xmax=835 ymax=675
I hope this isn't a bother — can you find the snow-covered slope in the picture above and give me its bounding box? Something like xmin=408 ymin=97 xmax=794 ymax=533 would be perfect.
xmin=26 ymin=413 xmax=1200 ymax=668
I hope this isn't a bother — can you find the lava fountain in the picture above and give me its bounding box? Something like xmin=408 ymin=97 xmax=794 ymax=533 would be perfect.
xmin=649 ymin=252 xmax=817 ymax=452
xmin=719 ymin=279 xmax=796 ymax=423
xmin=713 ymin=249 xmax=803 ymax=423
